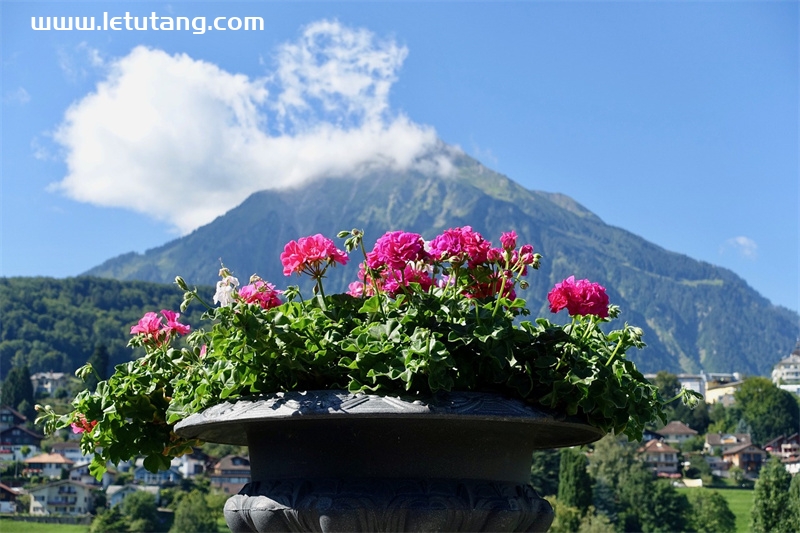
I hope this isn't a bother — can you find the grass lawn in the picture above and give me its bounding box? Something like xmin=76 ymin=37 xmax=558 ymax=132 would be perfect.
xmin=0 ymin=519 xmax=88 ymax=533
xmin=677 ymin=486 xmax=754 ymax=533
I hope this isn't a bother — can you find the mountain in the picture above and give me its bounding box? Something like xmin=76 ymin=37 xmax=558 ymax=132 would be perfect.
xmin=85 ymin=150 xmax=799 ymax=376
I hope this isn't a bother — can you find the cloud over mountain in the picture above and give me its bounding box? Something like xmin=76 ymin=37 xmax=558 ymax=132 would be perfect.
xmin=50 ymin=20 xmax=447 ymax=234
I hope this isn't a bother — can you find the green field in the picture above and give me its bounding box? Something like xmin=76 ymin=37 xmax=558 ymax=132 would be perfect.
xmin=677 ymin=486 xmax=754 ymax=533
xmin=0 ymin=520 xmax=88 ymax=533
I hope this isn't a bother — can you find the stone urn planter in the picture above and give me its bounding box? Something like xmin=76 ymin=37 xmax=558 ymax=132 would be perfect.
xmin=175 ymin=390 xmax=604 ymax=533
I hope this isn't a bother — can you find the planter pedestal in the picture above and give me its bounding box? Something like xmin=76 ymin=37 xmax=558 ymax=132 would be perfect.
xmin=175 ymin=391 xmax=604 ymax=532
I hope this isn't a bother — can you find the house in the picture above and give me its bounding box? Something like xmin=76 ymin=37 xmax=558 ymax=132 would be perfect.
xmin=722 ymin=443 xmax=767 ymax=475
xmin=69 ymin=462 xmax=115 ymax=489
xmin=210 ymin=455 xmax=251 ymax=495
xmin=30 ymin=372 xmax=70 ymax=396
xmin=0 ymin=405 xmax=43 ymax=461
xmin=676 ymin=374 xmax=706 ymax=398
xmin=133 ymin=461 xmax=183 ymax=485
xmin=637 ymin=439 xmax=680 ymax=475
xmin=28 ymin=479 xmax=96 ymax=515
xmin=172 ymin=448 xmax=210 ymax=478
xmin=658 ymin=421 xmax=698 ymax=444
xmin=764 ymin=434 xmax=800 ymax=460
xmin=772 ymin=341 xmax=800 ymax=396
xmin=51 ymin=441 xmax=91 ymax=464
xmin=704 ymin=433 xmax=751 ymax=455
xmin=24 ymin=452 xmax=74 ymax=479
xmin=106 ymin=484 xmax=160 ymax=508
xmin=0 ymin=482 xmax=20 ymax=513
xmin=705 ymin=381 xmax=743 ymax=407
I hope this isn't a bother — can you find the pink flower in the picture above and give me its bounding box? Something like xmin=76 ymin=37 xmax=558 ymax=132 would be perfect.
xmin=130 ymin=312 xmax=162 ymax=337
xmin=71 ymin=415 xmax=97 ymax=434
xmin=368 ymin=231 xmax=428 ymax=270
xmin=281 ymin=234 xmax=348 ymax=277
xmin=347 ymin=281 xmax=366 ymax=297
xmin=161 ymin=309 xmax=191 ymax=336
xmin=500 ymin=231 xmax=517 ymax=251
xmin=239 ymin=280 xmax=282 ymax=310
xmin=382 ymin=265 xmax=434 ymax=297
xmin=519 ymin=244 xmax=536 ymax=265
xmin=548 ymin=276 xmax=609 ymax=318
xmin=429 ymin=226 xmax=491 ymax=266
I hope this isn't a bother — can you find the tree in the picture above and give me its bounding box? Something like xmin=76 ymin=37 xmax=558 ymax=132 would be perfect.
xmin=751 ymin=456 xmax=793 ymax=532
xmin=123 ymin=490 xmax=161 ymax=532
xmin=688 ymin=490 xmax=736 ymax=533
xmin=170 ymin=490 xmax=218 ymax=533
xmin=530 ymin=449 xmax=560 ymax=497
xmin=558 ymin=447 xmax=592 ymax=514
xmin=789 ymin=472 xmax=800 ymax=532
xmin=735 ymin=377 xmax=800 ymax=444
xmin=90 ymin=506 xmax=128 ymax=533
xmin=0 ymin=365 xmax=34 ymax=419
xmin=85 ymin=343 xmax=110 ymax=391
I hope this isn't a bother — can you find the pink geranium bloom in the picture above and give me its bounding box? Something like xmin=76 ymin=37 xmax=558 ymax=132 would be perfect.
xmin=382 ymin=265 xmax=434 ymax=297
xmin=161 ymin=309 xmax=191 ymax=336
xmin=500 ymin=231 xmax=517 ymax=251
xmin=71 ymin=415 xmax=97 ymax=434
xmin=280 ymin=234 xmax=348 ymax=277
xmin=239 ymin=280 xmax=282 ymax=310
xmin=548 ymin=276 xmax=609 ymax=318
xmin=368 ymin=231 xmax=428 ymax=270
xmin=130 ymin=312 xmax=163 ymax=337
xmin=429 ymin=226 xmax=490 ymax=266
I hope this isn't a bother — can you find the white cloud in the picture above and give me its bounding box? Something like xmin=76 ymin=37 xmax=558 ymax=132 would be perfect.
xmin=49 ymin=20 xmax=446 ymax=234
xmin=721 ymin=236 xmax=758 ymax=259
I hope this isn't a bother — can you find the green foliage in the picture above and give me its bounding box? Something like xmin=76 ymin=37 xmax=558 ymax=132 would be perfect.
xmin=688 ymin=490 xmax=736 ymax=533
xmin=751 ymin=456 xmax=794 ymax=533
xmin=90 ymin=506 xmax=128 ymax=533
xmin=547 ymin=496 xmax=582 ymax=533
xmin=169 ymin=490 xmax=219 ymax=533
xmin=530 ymin=449 xmax=561 ymax=497
xmin=1 ymin=364 xmax=34 ymax=419
xmin=789 ymin=472 xmax=800 ymax=532
xmin=85 ymin=343 xmax=110 ymax=392
xmin=651 ymin=371 xmax=710 ymax=433
xmin=39 ymin=229 xmax=690 ymax=478
xmin=0 ymin=276 xmax=207 ymax=381
xmin=735 ymin=377 xmax=800 ymax=444
xmin=558 ymin=448 xmax=592 ymax=514
xmin=123 ymin=490 xmax=162 ymax=533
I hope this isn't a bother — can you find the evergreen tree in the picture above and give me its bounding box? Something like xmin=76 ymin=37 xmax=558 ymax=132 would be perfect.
xmin=751 ymin=456 xmax=793 ymax=532
xmin=789 ymin=472 xmax=800 ymax=532
xmin=170 ymin=490 xmax=218 ymax=533
xmin=558 ymin=447 xmax=592 ymax=514
xmin=0 ymin=365 xmax=34 ymax=419
xmin=530 ymin=449 xmax=560 ymax=497
xmin=85 ymin=343 xmax=110 ymax=391
xmin=688 ymin=490 xmax=736 ymax=533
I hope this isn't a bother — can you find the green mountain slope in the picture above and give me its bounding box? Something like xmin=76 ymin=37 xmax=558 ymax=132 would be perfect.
xmin=84 ymin=152 xmax=799 ymax=376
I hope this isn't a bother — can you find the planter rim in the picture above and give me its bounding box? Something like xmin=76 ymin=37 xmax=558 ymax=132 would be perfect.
xmin=174 ymin=390 xmax=605 ymax=447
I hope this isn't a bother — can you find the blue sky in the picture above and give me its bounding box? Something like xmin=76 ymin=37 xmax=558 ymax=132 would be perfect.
xmin=1 ymin=1 xmax=798 ymax=313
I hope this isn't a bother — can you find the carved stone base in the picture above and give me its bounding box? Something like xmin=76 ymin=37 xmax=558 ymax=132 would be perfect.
xmin=224 ymin=479 xmax=554 ymax=533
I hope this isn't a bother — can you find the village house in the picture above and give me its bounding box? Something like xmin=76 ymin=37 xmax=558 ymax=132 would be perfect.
xmin=132 ymin=460 xmax=183 ymax=485
xmin=106 ymin=485 xmax=160 ymax=508
xmin=705 ymin=381 xmax=742 ymax=407
xmin=0 ymin=482 xmax=20 ymax=513
xmin=658 ymin=421 xmax=698 ymax=444
xmin=772 ymin=341 xmax=800 ymax=396
xmin=51 ymin=440 xmax=91 ymax=464
xmin=24 ymin=452 xmax=74 ymax=479
xmin=704 ymin=433 xmax=751 ymax=455
xmin=28 ymin=479 xmax=96 ymax=516
xmin=30 ymin=372 xmax=70 ymax=396
xmin=637 ymin=439 xmax=680 ymax=476
xmin=69 ymin=462 xmax=115 ymax=489
xmin=0 ymin=405 xmax=43 ymax=461
xmin=210 ymin=455 xmax=251 ymax=495
xmin=722 ymin=443 xmax=767 ymax=475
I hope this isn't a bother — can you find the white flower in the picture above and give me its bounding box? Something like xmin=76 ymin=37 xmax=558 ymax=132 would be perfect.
xmin=213 ymin=276 xmax=239 ymax=306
